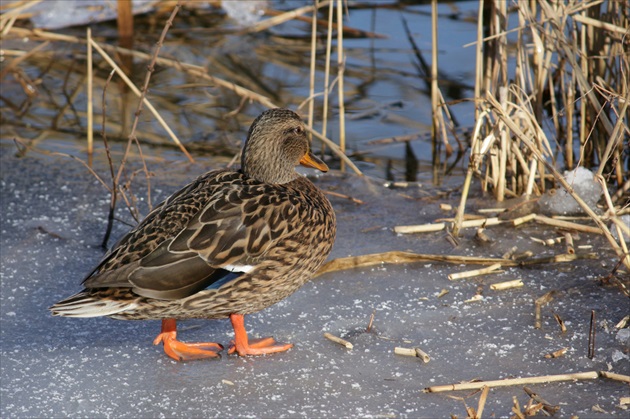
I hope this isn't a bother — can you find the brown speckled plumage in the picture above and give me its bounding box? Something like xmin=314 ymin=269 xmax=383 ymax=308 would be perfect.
xmin=50 ymin=108 xmax=336 ymax=359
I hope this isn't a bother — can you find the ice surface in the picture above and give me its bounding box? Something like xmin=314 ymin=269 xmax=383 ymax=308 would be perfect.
xmin=221 ymin=0 xmax=267 ymax=26
xmin=26 ymin=0 xmax=157 ymax=30
xmin=1 ymin=145 xmax=628 ymax=417
xmin=611 ymin=214 xmax=630 ymax=242
xmin=538 ymin=167 xmax=603 ymax=215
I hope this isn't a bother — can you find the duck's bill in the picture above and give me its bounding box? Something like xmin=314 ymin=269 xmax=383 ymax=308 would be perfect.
xmin=299 ymin=151 xmax=329 ymax=173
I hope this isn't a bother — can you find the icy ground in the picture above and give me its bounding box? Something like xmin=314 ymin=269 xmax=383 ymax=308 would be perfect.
xmin=1 ymin=145 xmax=628 ymax=417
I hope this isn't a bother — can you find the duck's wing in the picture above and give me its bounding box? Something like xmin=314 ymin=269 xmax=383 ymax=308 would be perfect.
xmin=84 ymin=178 xmax=290 ymax=300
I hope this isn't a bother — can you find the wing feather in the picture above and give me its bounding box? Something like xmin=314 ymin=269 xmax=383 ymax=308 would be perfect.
xmin=81 ymin=172 xmax=291 ymax=301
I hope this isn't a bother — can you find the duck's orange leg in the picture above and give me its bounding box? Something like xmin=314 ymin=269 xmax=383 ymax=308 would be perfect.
xmin=153 ymin=318 xmax=223 ymax=361
xmin=227 ymin=313 xmax=293 ymax=356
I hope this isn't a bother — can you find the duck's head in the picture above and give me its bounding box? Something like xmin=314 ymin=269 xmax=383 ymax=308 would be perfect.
xmin=241 ymin=108 xmax=329 ymax=184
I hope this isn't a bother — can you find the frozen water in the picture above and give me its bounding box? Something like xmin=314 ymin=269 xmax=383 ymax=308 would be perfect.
xmin=1 ymin=145 xmax=628 ymax=417
xmin=611 ymin=214 xmax=630 ymax=242
xmin=26 ymin=0 xmax=157 ymax=30
xmin=221 ymin=0 xmax=267 ymax=26
xmin=538 ymin=167 xmax=603 ymax=215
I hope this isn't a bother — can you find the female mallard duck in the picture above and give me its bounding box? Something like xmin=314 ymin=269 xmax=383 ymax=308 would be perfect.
xmin=50 ymin=108 xmax=336 ymax=361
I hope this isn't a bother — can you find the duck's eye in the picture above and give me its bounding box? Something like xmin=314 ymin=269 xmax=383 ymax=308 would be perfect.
xmin=293 ymin=126 xmax=303 ymax=135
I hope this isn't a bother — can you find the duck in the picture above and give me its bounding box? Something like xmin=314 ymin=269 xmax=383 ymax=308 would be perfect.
xmin=50 ymin=108 xmax=337 ymax=361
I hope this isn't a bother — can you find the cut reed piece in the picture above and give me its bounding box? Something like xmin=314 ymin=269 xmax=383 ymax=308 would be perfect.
xmin=534 ymin=215 xmax=602 ymax=235
xmin=394 ymin=347 xmax=416 ymax=357
xmin=523 ymin=387 xmax=560 ymax=415
xmin=530 ymin=236 xmax=564 ymax=246
xmin=564 ymin=232 xmax=575 ymax=254
xmin=553 ymin=313 xmax=567 ymax=333
xmin=437 ymin=289 xmax=449 ymax=298
xmin=394 ymin=223 xmax=446 ymax=234
xmin=599 ymin=371 xmax=630 ymax=383
xmin=323 ymin=190 xmax=364 ymax=205
xmin=440 ymin=203 xmax=453 ymax=211
xmin=512 ymin=213 xmax=537 ymax=226
xmin=502 ymin=246 xmax=518 ymax=259
xmin=423 ymin=371 xmax=600 ymax=393
xmin=415 ymin=348 xmax=430 ymax=363
xmin=474 ymin=227 xmax=491 ymax=243
xmin=366 ymin=310 xmax=375 ymax=333
xmin=588 ymin=310 xmax=596 ymax=360
xmin=464 ymin=295 xmax=483 ymax=303
xmin=490 ymin=279 xmax=524 ymax=291
xmin=394 ymin=217 xmax=502 ymax=234
xmin=615 ymin=315 xmax=630 ymax=329
xmin=315 ymin=251 xmax=595 ymax=277
xmin=477 ymin=208 xmax=507 ymax=214
xmin=448 ymin=263 xmax=502 ymax=281
xmin=323 ymin=332 xmax=353 ymax=349
xmin=476 ymin=385 xmax=490 ymax=419
xmin=394 ymin=347 xmax=430 ymax=363
xmin=544 ymin=347 xmax=568 ymax=359
xmin=620 ymin=397 xmax=630 ymax=406
xmin=534 ymin=291 xmax=556 ymax=329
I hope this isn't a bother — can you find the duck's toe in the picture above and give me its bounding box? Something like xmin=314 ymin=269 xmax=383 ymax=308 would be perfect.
xmin=228 ymin=337 xmax=293 ymax=356
xmin=153 ymin=318 xmax=223 ymax=361
xmin=159 ymin=337 xmax=223 ymax=361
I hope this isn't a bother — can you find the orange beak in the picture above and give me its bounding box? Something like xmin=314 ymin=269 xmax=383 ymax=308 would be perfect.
xmin=299 ymin=151 xmax=329 ymax=173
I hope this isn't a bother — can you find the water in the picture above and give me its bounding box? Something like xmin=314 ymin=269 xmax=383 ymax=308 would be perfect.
xmin=2 ymin=0 xmax=482 ymax=181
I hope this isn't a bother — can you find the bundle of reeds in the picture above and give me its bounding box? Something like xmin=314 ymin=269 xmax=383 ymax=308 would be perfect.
xmin=441 ymin=0 xmax=629 ymax=269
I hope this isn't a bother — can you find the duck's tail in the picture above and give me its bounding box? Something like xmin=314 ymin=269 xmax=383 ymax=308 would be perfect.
xmin=49 ymin=289 xmax=139 ymax=318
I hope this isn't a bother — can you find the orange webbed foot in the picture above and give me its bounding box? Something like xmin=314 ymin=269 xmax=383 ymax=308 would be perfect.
xmin=154 ymin=319 xmax=223 ymax=361
xmin=227 ymin=314 xmax=293 ymax=356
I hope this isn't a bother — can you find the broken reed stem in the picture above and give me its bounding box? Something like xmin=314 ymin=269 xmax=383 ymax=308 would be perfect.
xmin=324 ymin=332 xmax=353 ymax=349
xmin=523 ymin=387 xmax=560 ymax=415
xmin=490 ymin=279 xmax=524 ymax=290
xmin=544 ymin=347 xmax=568 ymax=359
xmin=323 ymin=190 xmax=364 ymax=205
xmin=394 ymin=347 xmax=417 ymax=357
xmin=307 ymin=126 xmax=362 ymax=175
xmin=534 ymin=215 xmax=601 ymax=235
xmin=448 ymin=263 xmax=502 ymax=281
xmin=415 ymin=348 xmax=430 ymax=363
xmin=597 ymin=175 xmax=630 ymax=259
xmin=394 ymin=347 xmax=430 ymax=363
xmin=320 ymin=2 xmax=334 ymax=151
xmin=430 ymin=0 xmax=439 ymax=169
xmin=86 ymin=28 xmax=93 ymax=164
xmin=336 ymin=0 xmax=346 ymax=172
xmin=534 ymin=291 xmax=555 ymax=330
xmin=395 ymin=217 xmax=502 ymax=234
xmin=588 ymin=310 xmax=596 ymax=360
xmin=316 ymin=251 xmax=597 ymax=277
xmin=477 ymin=385 xmax=490 ymax=419
xmin=553 ymin=313 xmax=567 ymax=334
xmin=424 ymin=371 xmax=600 ymax=393
xmin=512 ymin=213 xmax=536 ymax=226
xmin=564 ymin=232 xmax=575 ymax=254
xmin=248 ymin=0 xmax=330 ymax=33
xmin=100 ymin=69 xmax=119 ymax=248
xmin=599 ymin=371 xmax=630 ymax=383
xmin=306 ymin=0 xmax=318 ymax=139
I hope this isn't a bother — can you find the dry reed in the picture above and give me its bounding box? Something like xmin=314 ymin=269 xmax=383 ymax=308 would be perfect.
xmin=449 ymin=1 xmax=629 ymax=269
